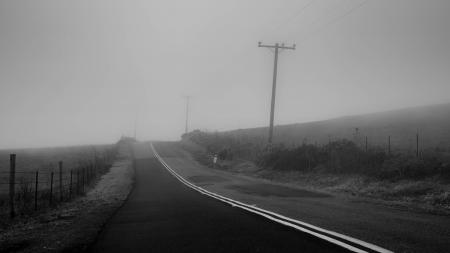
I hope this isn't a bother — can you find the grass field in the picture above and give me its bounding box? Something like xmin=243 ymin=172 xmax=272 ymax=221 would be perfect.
xmin=0 ymin=144 xmax=117 ymax=217
xmin=0 ymin=144 xmax=114 ymax=185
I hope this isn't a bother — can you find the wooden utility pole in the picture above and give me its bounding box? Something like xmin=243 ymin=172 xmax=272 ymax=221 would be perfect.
xmin=258 ymin=42 xmax=296 ymax=144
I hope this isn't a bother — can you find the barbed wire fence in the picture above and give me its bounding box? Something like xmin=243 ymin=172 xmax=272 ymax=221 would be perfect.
xmin=0 ymin=146 xmax=118 ymax=219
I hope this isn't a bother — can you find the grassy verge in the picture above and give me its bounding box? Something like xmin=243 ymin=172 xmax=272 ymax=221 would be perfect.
xmin=0 ymin=144 xmax=118 ymax=220
xmin=0 ymin=142 xmax=134 ymax=252
xmin=180 ymin=131 xmax=450 ymax=213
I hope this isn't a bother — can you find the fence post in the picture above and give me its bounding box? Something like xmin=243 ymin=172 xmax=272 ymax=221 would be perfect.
xmin=9 ymin=154 xmax=16 ymax=219
xmin=50 ymin=172 xmax=54 ymax=206
xmin=59 ymin=161 xmax=63 ymax=201
xmin=35 ymin=171 xmax=38 ymax=211
xmin=69 ymin=170 xmax=73 ymax=199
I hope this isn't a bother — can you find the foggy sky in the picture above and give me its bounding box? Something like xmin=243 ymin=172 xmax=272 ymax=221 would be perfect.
xmin=1 ymin=0 xmax=449 ymax=149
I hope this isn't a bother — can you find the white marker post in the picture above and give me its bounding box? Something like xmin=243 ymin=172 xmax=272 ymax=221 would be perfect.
xmin=213 ymin=154 xmax=218 ymax=168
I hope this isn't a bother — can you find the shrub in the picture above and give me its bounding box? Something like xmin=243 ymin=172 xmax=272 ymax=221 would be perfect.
xmin=183 ymin=130 xmax=450 ymax=181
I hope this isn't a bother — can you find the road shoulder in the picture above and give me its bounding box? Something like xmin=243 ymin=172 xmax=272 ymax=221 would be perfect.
xmin=0 ymin=149 xmax=134 ymax=253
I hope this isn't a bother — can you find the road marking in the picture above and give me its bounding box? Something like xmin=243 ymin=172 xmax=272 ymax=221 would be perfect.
xmin=150 ymin=143 xmax=393 ymax=253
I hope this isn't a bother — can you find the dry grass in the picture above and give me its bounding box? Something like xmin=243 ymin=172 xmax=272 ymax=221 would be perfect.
xmin=0 ymin=151 xmax=134 ymax=253
xmin=253 ymin=169 xmax=450 ymax=213
xmin=181 ymin=139 xmax=450 ymax=213
xmin=0 ymin=144 xmax=114 ymax=191
xmin=0 ymin=144 xmax=117 ymax=219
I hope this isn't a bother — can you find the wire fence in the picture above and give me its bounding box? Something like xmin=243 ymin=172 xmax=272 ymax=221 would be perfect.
xmin=0 ymin=146 xmax=118 ymax=219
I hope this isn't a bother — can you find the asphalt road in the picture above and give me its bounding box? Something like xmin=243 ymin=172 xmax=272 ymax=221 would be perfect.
xmin=90 ymin=143 xmax=351 ymax=253
xmin=154 ymin=141 xmax=450 ymax=253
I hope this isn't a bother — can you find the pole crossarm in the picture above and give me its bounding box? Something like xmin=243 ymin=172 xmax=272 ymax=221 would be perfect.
xmin=258 ymin=42 xmax=296 ymax=50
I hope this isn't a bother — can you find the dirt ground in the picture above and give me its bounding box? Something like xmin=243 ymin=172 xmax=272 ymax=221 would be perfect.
xmin=0 ymin=150 xmax=134 ymax=253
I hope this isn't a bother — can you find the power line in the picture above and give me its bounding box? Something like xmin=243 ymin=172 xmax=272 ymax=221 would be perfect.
xmin=267 ymin=0 xmax=316 ymax=36
xmin=294 ymin=0 xmax=370 ymax=43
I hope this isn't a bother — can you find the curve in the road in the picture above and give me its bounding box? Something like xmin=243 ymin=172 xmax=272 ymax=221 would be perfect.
xmin=151 ymin=143 xmax=393 ymax=253
xmin=90 ymin=142 xmax=389 ymax=252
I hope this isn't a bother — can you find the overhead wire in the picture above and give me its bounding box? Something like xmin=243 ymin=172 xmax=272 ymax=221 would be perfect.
xmin=188 ymin=0 xmax=371 ymax=92
xmin=210 ymin=1 xmax=318 ymax=82
xmin=264 ymin=0 xmax=316 ymax=39
xmin=292 ymin=0 xmax=370 ymax=44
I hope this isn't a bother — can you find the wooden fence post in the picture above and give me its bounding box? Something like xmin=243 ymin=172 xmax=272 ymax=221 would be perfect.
xmin=59 ymin=161 xmax=63 ymax=201
xmin=35 ymin=171 xmax=38 ymax=211
xmin=50 ymin=172 xmax=54 ymax=206
xmin=9 ymin=154 xmax=16 ymax=218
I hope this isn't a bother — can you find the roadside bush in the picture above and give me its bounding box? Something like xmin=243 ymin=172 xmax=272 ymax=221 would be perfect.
xmin=184 ymin=130 xmax=264 ymax=161
xmin=183 ymin=130 xmax=450 ymax=181
xmin=379 ymin=154 xmax=442 ymax=180
xmin=258 ymin=144 xmax=323 ymax=172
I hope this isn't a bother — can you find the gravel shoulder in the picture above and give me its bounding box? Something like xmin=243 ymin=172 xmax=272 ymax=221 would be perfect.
xmin=0 ymin=147 xmax=134 ymax=253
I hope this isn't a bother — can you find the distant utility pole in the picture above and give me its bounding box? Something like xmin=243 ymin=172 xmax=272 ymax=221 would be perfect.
xmin=258 ymin=42 xmax=296 ymax=144
xmin=184 ymin=96 xmax=190 ymax=134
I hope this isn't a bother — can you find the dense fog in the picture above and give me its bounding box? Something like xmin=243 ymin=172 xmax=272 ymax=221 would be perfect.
xmin=0 ymin=0 xmax=449 ymax=148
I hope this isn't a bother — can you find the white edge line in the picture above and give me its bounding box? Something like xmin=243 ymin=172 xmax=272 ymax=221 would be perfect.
xmin=150 ymin=143 xmax=393 ymax=253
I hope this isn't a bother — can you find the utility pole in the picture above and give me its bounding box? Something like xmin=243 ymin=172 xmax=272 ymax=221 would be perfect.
xmin=184 ymin=96 xmax=190 ymax=134
xmin=258 ymin=42 xmax=296 ymax=144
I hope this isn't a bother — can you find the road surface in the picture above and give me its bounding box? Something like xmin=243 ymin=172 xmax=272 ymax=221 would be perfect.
xmin=90 ymin=143 xmax=352 ymax=252
xmin=153 ymin=141 xmax=450 ymax=253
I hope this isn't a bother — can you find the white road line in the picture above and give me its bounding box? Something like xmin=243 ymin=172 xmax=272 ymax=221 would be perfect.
xmin=150 ymin=143 xmax=394 ymax=253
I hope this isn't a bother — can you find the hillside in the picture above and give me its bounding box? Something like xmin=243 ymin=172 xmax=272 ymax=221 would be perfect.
xmin=224 ymin=103 xmax=450 ymax=152
xmin=181 ymin=103 xmax=450 ymax=214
